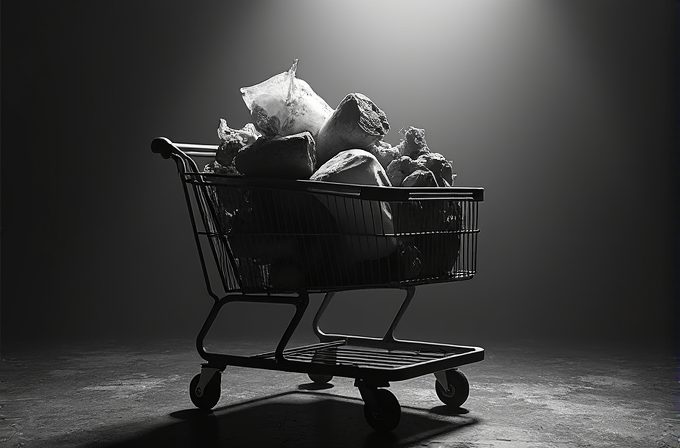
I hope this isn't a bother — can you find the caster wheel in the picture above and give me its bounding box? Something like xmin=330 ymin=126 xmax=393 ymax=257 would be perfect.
xmin=189 ymin=371 xmax=221 ymax=410
xmin=363 ymin=388 xmax=401 ymax=432
xmin=308 ymin=372 xmax=333 ymax=384
xmin=435 ymin=369 xmax=470 ymax=408
xmin=308 ymin=350 xmax=334 ymax=384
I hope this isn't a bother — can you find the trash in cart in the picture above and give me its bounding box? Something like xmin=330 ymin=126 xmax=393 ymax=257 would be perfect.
xmin=151 ymin=60 xmax=484 ymax=431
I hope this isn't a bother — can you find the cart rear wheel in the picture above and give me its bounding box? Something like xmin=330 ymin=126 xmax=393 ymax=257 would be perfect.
xmin=435 ymin=369 xmax=469 ymax=408
xmin=308 ymin=350 xmax=334 ymax=384
xmin=308 ymin=372 xmax=334 ymax=384
xmin=189 ymin=372 xmax=221 ymax=410
xmin=363 ymin=388 xmax=401 ymax=432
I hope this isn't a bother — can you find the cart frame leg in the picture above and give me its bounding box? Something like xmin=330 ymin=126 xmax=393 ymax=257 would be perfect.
xmin=312 ymin=287 xmax=416 ymax=349
xmin=196 ymin=291 xmax=310 ymax=368
xmin=383 ymin=286 xmax=416 ymax=344
xmin=312 ymin=292 xmax=337 ymax=343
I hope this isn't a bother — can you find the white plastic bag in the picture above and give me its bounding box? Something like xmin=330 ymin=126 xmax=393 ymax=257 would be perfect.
xmin=240 ymin=59 xmax=333 ymax=138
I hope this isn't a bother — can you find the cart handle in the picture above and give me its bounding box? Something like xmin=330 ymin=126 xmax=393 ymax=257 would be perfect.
xmin=152 ymin=137 xmax=218 ymax=159
xmin=151 ymin=137 xmax=178 ymax=159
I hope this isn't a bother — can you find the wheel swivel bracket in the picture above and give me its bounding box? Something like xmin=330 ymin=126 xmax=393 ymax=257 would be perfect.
xmin=194 ymin=366 xmax=221 ymax=398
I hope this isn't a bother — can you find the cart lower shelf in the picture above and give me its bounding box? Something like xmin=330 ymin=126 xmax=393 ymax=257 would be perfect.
xmin=253 ymin=339 xmax=484 ymax=383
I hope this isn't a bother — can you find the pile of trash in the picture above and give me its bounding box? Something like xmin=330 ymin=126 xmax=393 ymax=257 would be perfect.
xmin=204 ymin=60 xmax=463 ymax=290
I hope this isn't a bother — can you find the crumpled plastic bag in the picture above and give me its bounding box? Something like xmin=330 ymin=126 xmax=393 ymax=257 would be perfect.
xmin=240 ymin=59 xmax=333 ymax=138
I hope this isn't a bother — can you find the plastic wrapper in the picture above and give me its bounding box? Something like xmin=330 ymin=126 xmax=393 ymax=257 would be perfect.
xmin=240 ymin=59 xmax=333 ymax=138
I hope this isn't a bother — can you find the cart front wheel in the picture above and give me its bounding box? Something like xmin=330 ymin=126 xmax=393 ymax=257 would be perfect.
xmin=435 ymin=369 xmax=470 ymax=408
xmin=363 ymin=388 xmax=401 ymax=432
xmin=308 ymin=372 xmax=333 ymax=384
xmin=189 ymin=372 xmax=221 ymax=410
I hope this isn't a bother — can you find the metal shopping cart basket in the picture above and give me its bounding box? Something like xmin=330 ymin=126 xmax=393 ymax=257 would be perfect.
xmin=151 ymin=137 xmax=485 ymax=431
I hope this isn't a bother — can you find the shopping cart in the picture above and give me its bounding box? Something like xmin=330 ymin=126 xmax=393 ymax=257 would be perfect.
xmin=151 ymin=136 xmax=485 ymax=431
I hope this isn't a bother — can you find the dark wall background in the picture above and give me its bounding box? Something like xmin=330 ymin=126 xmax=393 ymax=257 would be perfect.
xmin=2 ymin=0 xmax=677 ymax=350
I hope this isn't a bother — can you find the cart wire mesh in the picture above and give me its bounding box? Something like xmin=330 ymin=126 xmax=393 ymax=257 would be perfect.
xmin=181 ymin=169 xmax=481 ymax=294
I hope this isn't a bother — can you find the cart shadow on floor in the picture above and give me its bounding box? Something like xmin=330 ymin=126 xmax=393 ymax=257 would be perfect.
xmin=87 ymin=387 xmax=479 ymax=448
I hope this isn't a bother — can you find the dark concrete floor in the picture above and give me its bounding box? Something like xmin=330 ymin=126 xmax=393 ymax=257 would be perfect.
xmin=0 ymin=335 xmax=677 ymax=448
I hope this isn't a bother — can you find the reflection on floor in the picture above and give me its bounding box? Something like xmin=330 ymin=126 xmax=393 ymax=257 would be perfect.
xmin=0 ymin=336 xmax=677 ymax=448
